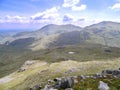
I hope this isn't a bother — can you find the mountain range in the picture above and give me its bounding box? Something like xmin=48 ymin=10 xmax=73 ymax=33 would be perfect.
xmin=1 ymin=21 xmax=120 ymax=50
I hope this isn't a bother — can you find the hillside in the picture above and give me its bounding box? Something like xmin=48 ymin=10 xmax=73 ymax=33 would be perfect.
xmin=49 ymin=21 xmax=120 ymax=49
xmin=1 ymin=21 xmax=120 ymax=78
xmin=83 ymin=21 xmax=120 ymax=47
xmin=0 ymin=59 xmax=120 ymax=90
xmin=0 ymin=21 xmax=120 ymax=90
xmin=0 ymin=43 xmax=120 ymax=78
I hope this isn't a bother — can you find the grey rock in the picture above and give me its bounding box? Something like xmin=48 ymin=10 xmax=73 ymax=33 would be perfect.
xmin=86 ymin=76 xmax=90 ymax=78
xmin=54 ymin=77 xmax=73 ymax=89
xmin=102 ymin=70 xmax=113 ymax=75
xmin=79 ymin=75 xmax=86 ymax=80
xmin=98 ymin=81 xmax=110 ymax=90
xmin=49 ymin=88 xmax=58 ymax=90
xmin=73 ymin=79 xmax=78 ymax=84
xmin=67 ymin=77 xmax=73 ymax=88
xmin=94 ymin=73 xmax=102 ymax=79
xmin=102 ymin=69 xmax=120 ymax=77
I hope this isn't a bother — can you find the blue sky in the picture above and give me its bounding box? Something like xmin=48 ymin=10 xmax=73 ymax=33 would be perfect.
xmin=0 ymin=0 xmax=120 ymax=30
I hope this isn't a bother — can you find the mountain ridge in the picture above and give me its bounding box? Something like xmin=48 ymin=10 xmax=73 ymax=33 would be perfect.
xmin=1 ymin=21 xmax=120 ymax=50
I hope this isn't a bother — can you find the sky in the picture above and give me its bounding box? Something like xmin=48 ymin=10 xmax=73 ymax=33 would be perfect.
xmin=0 ymin=0 xmax=120 ymax=30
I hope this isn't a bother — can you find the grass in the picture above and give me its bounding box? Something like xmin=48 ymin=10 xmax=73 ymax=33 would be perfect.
xmin=0 ymin=59 xmax=119 ymax=90
xmin=0 ymin=61 xmax=49 ymax=90
xmin=73 ymin=77 xmax=120 ymax=90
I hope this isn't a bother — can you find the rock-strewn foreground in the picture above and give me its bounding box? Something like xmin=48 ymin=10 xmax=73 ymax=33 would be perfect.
xmin=0 ymin=59 xmax=120 ymax=90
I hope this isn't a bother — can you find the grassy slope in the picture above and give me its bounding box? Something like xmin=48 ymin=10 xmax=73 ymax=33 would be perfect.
xmin=0 ymin=43 xmax=120 ymax=89
xmin=1 ymin=43 xmax=120 ymax=78
xmin=0 ymin=44 xmax=31 ymax=78
xmin=0 ymin=59 xmax=119 ymax=90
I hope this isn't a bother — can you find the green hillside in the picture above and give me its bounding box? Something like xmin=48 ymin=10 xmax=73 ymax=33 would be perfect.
xmin=0 ymin=43 xmax=120 ymax=78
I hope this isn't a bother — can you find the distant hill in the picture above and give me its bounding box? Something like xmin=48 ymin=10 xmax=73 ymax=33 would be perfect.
xmin=13 ymin=24 xmax=81 ymax=38
xmin=1 ymin=21 xmax=120 ymax=50
xmin=48 ymin=21 xmax=120 ymax=48
xmin=1 ymin=24 xmax=82 ymax=50
xmin=83 ymin=21 xmax=120 ymax=47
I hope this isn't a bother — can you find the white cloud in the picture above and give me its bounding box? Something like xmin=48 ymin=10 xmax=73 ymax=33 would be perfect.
xmin=62 ymin=0 xmax=79 ymax=7
xmin=31 ymin=7 xmax=60 ymax=20
xmin=62 ymin=0 xmax=86 ymax=11
xmin=72 ymin=4 xmax=86 ymax=11
xmin=0 ymin=7 xmax=62 ymax=24
xmin=110 ymin=3 xmax=120 ymax=11
xmin=1 ymin=15 xmax=30 ymax=23
xmin=0 ymin=7 xmax=101 ymax=28
xmin=5 ymin=15 xmax=26 ymax=20
xmin=31 ymin=7 xmax=62 ymax=24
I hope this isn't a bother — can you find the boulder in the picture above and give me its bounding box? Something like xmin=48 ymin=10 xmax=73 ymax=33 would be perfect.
xmin=66 ymin=77 xmax=73 ymax=88
xmin=112 ymin=70 xmax=120 ymax=76
xmin=102 ymin=70 xmax=113 ymax=75
xmin=54 ymin=77 xmax=73 ymax=89
xmin=53 ymin=78 xmax=61 ymax=89
xmin=24 ymin=60 xmax=35 ymax=66
xmin=98 ymin=81 xmax=110 ymax=90
xmin=102 ymin=69 xmax=120 ymax=77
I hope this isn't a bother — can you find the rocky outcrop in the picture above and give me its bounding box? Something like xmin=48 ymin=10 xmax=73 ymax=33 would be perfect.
xmin=53 ymin=77 xmax=73 ymax=89
xmin=30 ymin=68 xmax=120 ymax=90
xmin=102 ymin=69 xmax=120 ymax=77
